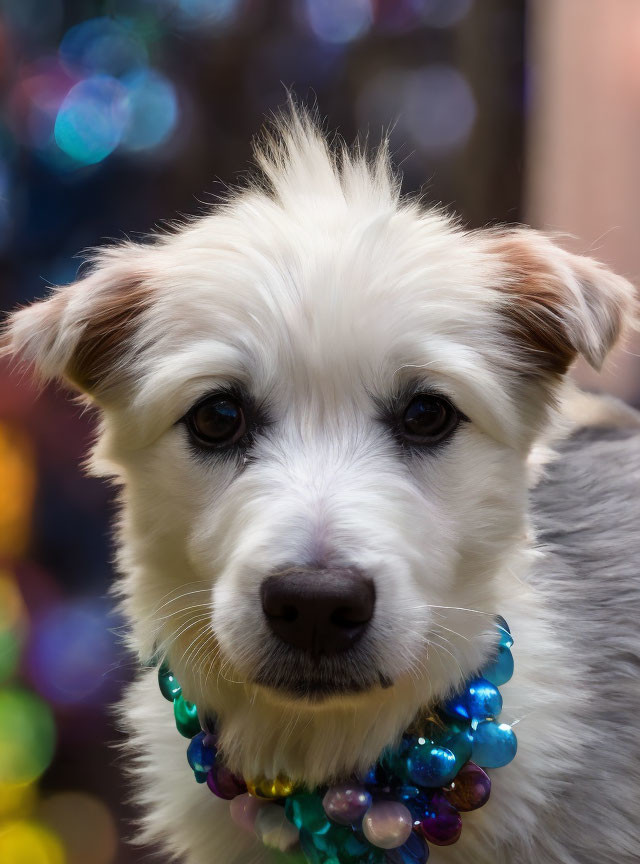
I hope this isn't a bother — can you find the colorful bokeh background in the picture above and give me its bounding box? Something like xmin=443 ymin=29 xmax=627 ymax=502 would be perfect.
xmin=0 ymin=1 xmax=638 ymax=862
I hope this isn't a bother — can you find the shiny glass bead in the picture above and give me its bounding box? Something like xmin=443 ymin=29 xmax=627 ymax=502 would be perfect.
xmin=465 ymin=677 xmax=502 ymax=722
xmin=285 ymin=793 xmax=331 ymax=835
xmin=417 ymin=792 xmax=462 ymax=846
xmin=255 ymin=803 xmax=300 ymax=851
xmin=384 ymin=830 xmax=429 ymax=864
xmin=443 ymin=677 xmax=502 ymax=723
xmin=206 ymin=762 xmax=247 ymax=800
xmin=362 ymin=801 xmax=414 ymax=849
xmin=480 ymin=645 xmax=514 ymax=686
xmin=443 ymin=761 xmax=491 ymax=811
xmin=322 ymin=784 xmax=372 ymax=826
xmin=187 ymin=732 xmax=216 ymax=781
xmin=431 ymin=723 xmax=473 ymax=769
xmin=173 ymin=695 xmax=201 ymax=738
xmin=406 ymin=741 xmax=458 ymax=788
xmin=229 ymin=793 xmax=266 ymax=832
xmin=247 ymin=775 xmax=297 ymax=799
xmin=495 ymin=615 xmax=514 ymax=648
xmin=471 ymin=720 xmax=517 ymax=769
xmin=158 ymin=663 xmax=182 ymax=701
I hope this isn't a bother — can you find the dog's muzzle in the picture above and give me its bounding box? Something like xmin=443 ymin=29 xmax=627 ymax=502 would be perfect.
xmin=255 ymin=565 xmax=381 ymax=698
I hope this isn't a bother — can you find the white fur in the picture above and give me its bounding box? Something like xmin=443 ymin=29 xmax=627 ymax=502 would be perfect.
xmin=3 ymin=111 xmax=637 ymax=863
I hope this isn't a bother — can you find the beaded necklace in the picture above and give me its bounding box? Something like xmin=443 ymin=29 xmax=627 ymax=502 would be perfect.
xmin=158 ymin=616 xmax=516 ymax=864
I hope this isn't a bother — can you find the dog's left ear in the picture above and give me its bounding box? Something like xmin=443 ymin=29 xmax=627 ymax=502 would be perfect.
xmin=1 ymin=245 xmax=152 ymax=401
xmin=486 ymin=229 xmax=636 ymax=377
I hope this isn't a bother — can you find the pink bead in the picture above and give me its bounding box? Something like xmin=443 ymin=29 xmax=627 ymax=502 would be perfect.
xmin=362 ymin=801 xmax=414 ymax=850
xmin=229 ymin=793 xmax=266 ymax=832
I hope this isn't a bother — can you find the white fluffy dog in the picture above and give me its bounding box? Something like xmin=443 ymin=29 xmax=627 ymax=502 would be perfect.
xmin=4 ymin=111 xmax=639 ymax=864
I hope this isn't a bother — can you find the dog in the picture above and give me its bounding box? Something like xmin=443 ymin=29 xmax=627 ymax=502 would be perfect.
xmin=3 ymin=110 xmax=639 ymax=864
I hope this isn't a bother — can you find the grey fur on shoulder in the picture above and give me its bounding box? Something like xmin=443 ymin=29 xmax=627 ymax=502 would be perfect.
xmin=529 ymin=421 xmax=640 ymax=863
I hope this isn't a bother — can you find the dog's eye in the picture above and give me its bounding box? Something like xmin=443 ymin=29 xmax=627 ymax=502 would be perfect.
xmin=401 ymin=395 xmax=459 ymax=444
xmin=186 ymin=395 xmax=246 ymax=448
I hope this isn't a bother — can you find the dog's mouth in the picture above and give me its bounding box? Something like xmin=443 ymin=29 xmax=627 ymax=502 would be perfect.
xmin=251 ymin=655 xmax=394 ymax=702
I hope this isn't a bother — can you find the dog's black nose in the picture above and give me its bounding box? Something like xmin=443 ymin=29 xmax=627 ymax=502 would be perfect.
xmin=261 ymin=567 xmax=375 ymax=657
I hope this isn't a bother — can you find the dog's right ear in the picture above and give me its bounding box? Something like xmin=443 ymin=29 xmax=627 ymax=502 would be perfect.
xmin=1 ymin=246 xmax=152 ymax=401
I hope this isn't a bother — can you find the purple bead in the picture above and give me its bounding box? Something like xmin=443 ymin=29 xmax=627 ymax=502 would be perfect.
xmin=322 ymin=784 xmax=372 ymax=826
xmin=443 ymin=761 xmax=491 ymax=812
xmin=385 ymin=830 xmax=429 ymax=864
xmin=206 ymin=762 xmax=247 ymax=800
xmin=362 ymin=801 xmax=414 ymax=850
xmin=417 ymin=792 xmax=462 ymax=846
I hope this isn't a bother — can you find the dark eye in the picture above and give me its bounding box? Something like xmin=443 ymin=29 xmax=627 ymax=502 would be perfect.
xmin=186 ymin=395 xmax=246 ymax=448
xmin=401 ymin=395 xmax=459 ymax=445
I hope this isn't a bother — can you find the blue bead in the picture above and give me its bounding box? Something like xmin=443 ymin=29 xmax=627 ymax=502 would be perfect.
xmin=361 ymin=765 xmax=379 ymax=786
xmin=395 ymin=785 xmax=421 ymax=802
xmin=480 ymin=645 xmax=514 ymax=686
xmin=443 ymin=677 xmax=502 ymax=724
xmin=442 ymin=690 xmax=469 ymax=721
xmin=471 ymin=720 xmax=517 ymax=769
xmin=465 ymin=677 xmax=502 ymax=722
xmin=384 ymin=830 xmax=429 ymax=863
xmin=187 ymin=731 xmax=216 ymax=777
xmin=407 ymin=742 xmax=458 ymax=788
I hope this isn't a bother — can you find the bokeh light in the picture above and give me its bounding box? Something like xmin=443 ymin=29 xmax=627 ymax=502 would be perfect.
xmin=0 ymin=782 xmax=37 ymax=821
xmin=54 ymin=76 xmax=128 ymax=165
xmin=39 ymin=792 xmax=117 ymax=864
xmin=27 ymin=599 xmax=118 ymax=705
xmin=120 ymin=68 xmax=179 ymax=152
xmin=360 ymin=65 xmax=477 ymax=159
xmin=166 ymin=0 xmax=241 ymax=32
xmin=0 ymin=687 xmax=55 ymax=785
xmin=0 ymin=0 xmax=64 ymax=48
xmin=402 ymin=65 xmax=476 ymax=154
xmin=303 ymin=0 xmax=373 ymax=44
xmin=59 ymin=16 xmax=148 ymax=78
xmin=0 ymin=425 xmax=36 ymax=559
xmin=8 ymin=57 xmax=78 ymax=152
xmin=0 ymin=820 xmax=65 ymax=864
xmin=420 ymin=0 xmax=474 ymax=29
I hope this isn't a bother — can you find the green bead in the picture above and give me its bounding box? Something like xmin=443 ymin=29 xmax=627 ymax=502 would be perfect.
xmin=173 ymin=694 xmax=200 ymax=738
xmin=285 ymin=793 xmax=331 ymax=835
xmin=158 ymin=663 xmax=182 ymax=702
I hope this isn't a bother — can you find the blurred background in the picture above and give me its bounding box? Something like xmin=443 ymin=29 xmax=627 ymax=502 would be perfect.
xmin=0 ymin=1 xmax=638 ymax=861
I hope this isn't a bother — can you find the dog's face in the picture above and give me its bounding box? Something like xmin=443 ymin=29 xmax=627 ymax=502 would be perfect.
xmin=4 ymin=116 xmax=632 ymax=782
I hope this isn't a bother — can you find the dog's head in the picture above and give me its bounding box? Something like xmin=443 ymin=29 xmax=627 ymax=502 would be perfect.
xmin=3 ymin=113 xmax=634 ymax=783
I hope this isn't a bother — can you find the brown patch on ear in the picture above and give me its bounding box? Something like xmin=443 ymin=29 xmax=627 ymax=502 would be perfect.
xmin=488 ymin=234 xmax=577 ymax=377
xmin=66 ymin=277 xmax=152 ymax=395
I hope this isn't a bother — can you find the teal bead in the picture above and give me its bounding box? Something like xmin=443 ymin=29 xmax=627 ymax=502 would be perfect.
xmin=299 ymin=828 xmax=343 ymax=864
xmin=158 ymin=663 xmax=182 ymax=701
xmin=481 ymin=645 xmax=514 ymax=687
xmin=495 ymin=615 xmax=514 ymax=648
xmin=173 ymin=694 xmax=201 ymax=738
xmin=434 ymin=725 xmax=473 ymax=769
xmin=471 ymin=719 xmax=517 ymax=768
xmin=285 ymin=793 xmax=331 ymax=835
